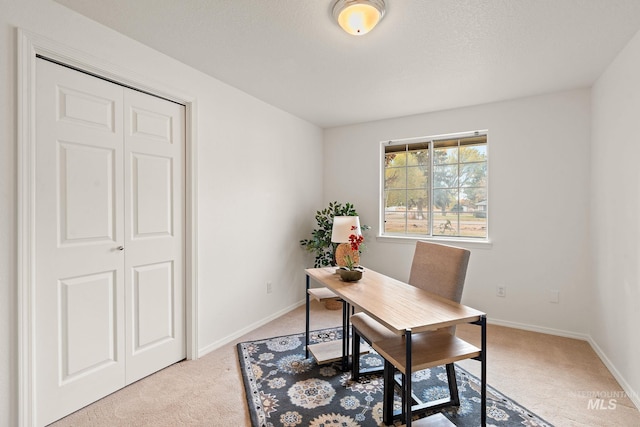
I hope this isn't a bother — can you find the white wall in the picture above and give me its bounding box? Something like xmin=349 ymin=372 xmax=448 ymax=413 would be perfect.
xmin=2 ymin=0 xmax=638 ymax=424
xmin=591 ymin=29 xmax=640 ymax=407
xmin=0 ymin=1 xmax=323 ymax=425
xmin=323 ymin=89 xmax=592 ymax=336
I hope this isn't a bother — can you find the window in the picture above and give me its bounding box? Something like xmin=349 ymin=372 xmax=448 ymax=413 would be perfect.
xmin=382 ymin=131 xmax=488 ymax=239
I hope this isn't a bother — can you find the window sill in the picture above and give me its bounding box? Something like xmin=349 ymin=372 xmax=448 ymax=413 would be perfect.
xmin=376 ymin=234 xmax=493 ymax=249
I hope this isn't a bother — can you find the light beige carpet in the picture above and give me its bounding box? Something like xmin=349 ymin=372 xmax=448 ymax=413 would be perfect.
xmin=50 ymin=301 xmax=640 ymax=426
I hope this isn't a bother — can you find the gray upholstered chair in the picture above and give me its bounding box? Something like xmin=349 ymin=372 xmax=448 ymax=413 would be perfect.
xmin=350 ymin=240 xmax=471 ymax=407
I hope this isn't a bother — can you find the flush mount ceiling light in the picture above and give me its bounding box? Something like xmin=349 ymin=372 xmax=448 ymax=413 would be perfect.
xmin=332 ymin=0 xmax=386 ymax=36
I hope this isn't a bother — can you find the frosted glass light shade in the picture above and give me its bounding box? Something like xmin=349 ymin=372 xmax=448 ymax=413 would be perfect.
xmin=332 ymin=0 xmax=386 ymax=36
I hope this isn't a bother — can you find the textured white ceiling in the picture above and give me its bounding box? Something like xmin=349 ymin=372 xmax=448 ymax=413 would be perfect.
xmin=55 ymin=0 xmax=640 ymax=128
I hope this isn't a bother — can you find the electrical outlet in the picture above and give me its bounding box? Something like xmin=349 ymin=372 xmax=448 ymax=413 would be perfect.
xmin=267 ymin=281 xmax=273 ymax=294
xmin=496 ymin=286 xmax=506 ymax=297
xmin=550 ymin=290 xmax=559 ymax=303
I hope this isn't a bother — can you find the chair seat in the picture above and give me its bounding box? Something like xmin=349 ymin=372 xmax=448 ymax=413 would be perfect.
xmin=373 ymin=330 xmax=480 ymax=375
xmin=351 ymin=312 xmax=397 ymax=343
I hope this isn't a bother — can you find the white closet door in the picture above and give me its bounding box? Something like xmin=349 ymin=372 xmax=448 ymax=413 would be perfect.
xmin=34 ymin=59 xmax=186 ymax=426
xmin=123 ymin=89 xmax=185 ymax=383
xmin=35 ymin=59 xmax=126 ymax=426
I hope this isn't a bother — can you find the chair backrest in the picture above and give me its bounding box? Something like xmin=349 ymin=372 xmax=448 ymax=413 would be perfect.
xmin=408 ymin=241 xmax=471 ymax=303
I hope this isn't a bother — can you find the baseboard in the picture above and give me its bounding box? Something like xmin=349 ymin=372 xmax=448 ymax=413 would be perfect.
xmin=587 ymin=337 xmax=640 ymax=410
xmin=197 ymin=300 xmax=305 ymax=358
xmin=487 ymin=317 xmax=590 ymax=341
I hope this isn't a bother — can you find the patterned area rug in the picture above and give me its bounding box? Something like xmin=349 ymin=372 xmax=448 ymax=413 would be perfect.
xmin=237 ymin=327 xmax=553 ymax=427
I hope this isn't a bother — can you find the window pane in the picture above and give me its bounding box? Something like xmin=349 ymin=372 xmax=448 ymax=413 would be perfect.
xmin=385 ymin=188 xmax=408 ymax=234
xmin=385 ymin=166 xmax=406 ymax=189
xmin=433 ymin=164 xmax=458 ymax=188
xmin=385 ymin=152 xmax=399 ymax=167
xmin=385 ymin=149 xmax=407 ymax=190
xmin=407 ymin=188 xmax=429 ymax=218
xmin=433 ymin=215 xmax=458 ymax=236
xmin=460 ymin=162 xmax=487 ymax=188
xmin=385 ymin=151 xmax=406 ymax=167
xmin=385 ymin=189 xmax=407 ymax=211
xmin=406 ymin=166 xmax=428 ymax=189
xmin=461 ymin=186 xmax=486 ymax=214
xmin=432 ymin=188 xmax=457 ymax=215
xmin=407 ymin=216 xmax=429 ymax=234
xmin=458 ymin=210 xmax=487 ymax=238
xmin=433 ymin=187 xmax=459 ymax=237
xmin=434 ymin=145 xmax=457 ymax=165
xmin=460 ymin=144 xmax=487 ymax=162
xmin=407 ymin=147 xmax=429 ymax=168
xmin=384 ymin=207 xmax=407 ymax=234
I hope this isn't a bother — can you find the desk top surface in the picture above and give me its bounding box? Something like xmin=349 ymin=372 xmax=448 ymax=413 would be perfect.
xmin=306 ymin=267 xmax=485 ymax=334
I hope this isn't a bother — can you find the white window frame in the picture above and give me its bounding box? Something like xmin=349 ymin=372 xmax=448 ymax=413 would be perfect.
xmin=379 ymin=130 xmax=490 ymax=245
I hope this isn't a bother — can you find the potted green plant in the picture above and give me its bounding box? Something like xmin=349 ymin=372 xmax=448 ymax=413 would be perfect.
xmin=300 ymin=201 xmax=368 ymax=268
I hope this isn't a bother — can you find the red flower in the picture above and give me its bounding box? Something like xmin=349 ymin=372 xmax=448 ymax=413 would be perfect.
xmin=348 ymin=233 xmax=364 ymax=251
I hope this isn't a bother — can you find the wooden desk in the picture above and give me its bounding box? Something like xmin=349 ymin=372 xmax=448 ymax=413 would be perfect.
xmin=305 ymin=267 xmax=487 ymax=427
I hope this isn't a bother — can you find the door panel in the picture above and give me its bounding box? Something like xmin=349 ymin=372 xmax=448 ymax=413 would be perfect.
xmin=124 ymin=88 xmax=185 ymax=384
xmin=59 ymin=141 xmax=116 ymax=243
xmin=35 ymin=58 xmax=125 ymax=427
xmin=130 ymin=106 xmax=173 ymax=143
xmin=131 ymin=153 xmax=173 ymax=237
xmin=132 ymin=261 xmax=175 ymax=352
xmin=57 ymin=85 xmax=116 ymax=131
xmin=59 ymin=271 xmax=118 ymax=382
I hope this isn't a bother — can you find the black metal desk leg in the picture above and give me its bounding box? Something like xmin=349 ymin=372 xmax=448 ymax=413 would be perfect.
xmin=341 ymin=301 xmax=350 ymax=371
xmin=305 ymin=275 xmax=310 ymax=359
xmin=481 ymin=315 xmax=487 ymax=426
xmin=351 ymin=326 xmax=360 ymax=381
xmin=405 ymin=329 xmax=412 ymax=427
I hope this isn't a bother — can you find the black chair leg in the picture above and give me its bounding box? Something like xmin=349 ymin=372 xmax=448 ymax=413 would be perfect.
xmin=400 ymin=372 xmax=407 ymax=424
xmin=383 ymin=359 xmax=395 ymax=425
xmin=445 ymin=363 xmax=460 ymax=406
